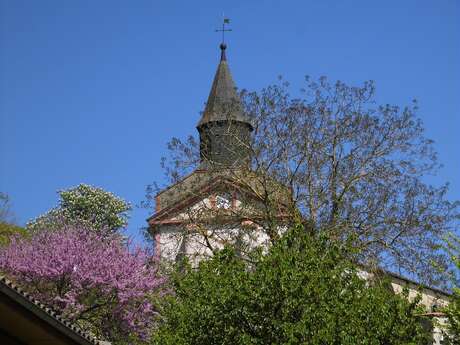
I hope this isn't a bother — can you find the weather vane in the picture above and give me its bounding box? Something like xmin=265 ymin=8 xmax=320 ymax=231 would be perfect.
xmin=215 ymin=16 xmax=231 ymax=44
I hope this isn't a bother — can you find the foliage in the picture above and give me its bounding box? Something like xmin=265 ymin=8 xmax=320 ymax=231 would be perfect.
xmin=0 ymin=225 xmax=164 ymax=343
xmin=27 ymin=184 xmax=131 ymax=234
xmin=441 ymin=233 xmax=460 ymax=344
xmin=151 ymin=226 xmax=432 ymax=345
xmin=0 ymin=192 xmax=28 ymax=246
xmin=0 ymin=222 xmax=28 ymax=246
xmin=149 ymin=76 xmax=459 ymax=284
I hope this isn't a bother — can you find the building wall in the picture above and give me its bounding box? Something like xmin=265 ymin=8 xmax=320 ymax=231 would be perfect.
xmin=157 ymin=224 xmax=271 ymax=267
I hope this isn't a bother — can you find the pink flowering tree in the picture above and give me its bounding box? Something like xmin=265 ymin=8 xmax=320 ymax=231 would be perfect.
xmin=0 ymin=226 xmax=165 ymax=343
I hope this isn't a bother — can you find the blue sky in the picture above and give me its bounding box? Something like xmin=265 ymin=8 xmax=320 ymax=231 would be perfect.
xmin=1 ymin=0 xmax=458 ymax=243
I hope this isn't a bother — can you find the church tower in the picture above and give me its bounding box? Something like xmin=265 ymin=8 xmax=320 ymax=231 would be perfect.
xmin=197 ymin=43 xmax=253 ymax=168
xmin=148 ymin=43 xmax=265 ymax=264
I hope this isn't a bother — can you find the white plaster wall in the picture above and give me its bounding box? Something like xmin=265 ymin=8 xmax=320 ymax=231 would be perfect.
xmin=390 ymin=277 xmax=448 ymax=345
xmin=157 ymin=224 xmax=271 ymax=266
xmin=358 ymin=270 xmax=449 ymax=344
xmin=157 ymin=193 xmax=273 ymax=264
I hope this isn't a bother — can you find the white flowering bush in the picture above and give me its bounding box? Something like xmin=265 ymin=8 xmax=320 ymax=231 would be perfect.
xmin=27 ymin=184 xmax=131 ymax=234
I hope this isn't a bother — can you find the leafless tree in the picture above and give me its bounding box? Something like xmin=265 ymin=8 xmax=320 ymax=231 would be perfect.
xmin=0 ymin=192 xmax=15 ymax=224
xmin=145 ymin=76 xmax=459 ymax=285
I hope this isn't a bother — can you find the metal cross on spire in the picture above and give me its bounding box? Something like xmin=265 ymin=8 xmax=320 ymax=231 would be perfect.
xmin=215 ymin=16 xmax=232 ymax=44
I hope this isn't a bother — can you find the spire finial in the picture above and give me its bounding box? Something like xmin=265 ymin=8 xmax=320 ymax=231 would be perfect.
xmin=215 ymin=17 xmax=231 ymax=61
xmin=220 ymin=43 xmax=227 ymax=61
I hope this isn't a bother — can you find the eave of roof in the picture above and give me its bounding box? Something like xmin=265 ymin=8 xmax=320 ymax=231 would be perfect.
xmin=384 ymin=270 xmax=451 ymax=298
xmin=0 ymin=275 xmax=110 ymax=345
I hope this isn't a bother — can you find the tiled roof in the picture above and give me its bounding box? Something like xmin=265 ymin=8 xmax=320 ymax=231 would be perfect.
xmin=0 ymin=275 xmax=110 ymax=345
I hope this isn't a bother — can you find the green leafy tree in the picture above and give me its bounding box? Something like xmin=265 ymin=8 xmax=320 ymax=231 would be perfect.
xmin=27 ymin=184 xmax=131 ymax=233
xmin=151 ymin=225 xmax=432 ymax=345
xmin=0 ymin=222 xmax=27 ymax=246
xmin=441 ymin=233 xmax=460 ymax=344
xmin=0 ymin=192 xmax=28 ymax=245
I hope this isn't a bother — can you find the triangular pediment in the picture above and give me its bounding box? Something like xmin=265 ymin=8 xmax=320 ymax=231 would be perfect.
xmin=149 ymin=172 xmax=260 ymax=225
xmin=148 ymin=170 xmax=288 ymax=225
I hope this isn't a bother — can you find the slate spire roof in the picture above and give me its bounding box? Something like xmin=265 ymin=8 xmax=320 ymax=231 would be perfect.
xmin=197 ymin=43 xmax=253 ymax=129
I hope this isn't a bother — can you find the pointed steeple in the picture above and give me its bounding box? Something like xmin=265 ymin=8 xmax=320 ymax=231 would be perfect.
xmin=197 ymin=44 xmax=252 ymax=128
xmin=197 ymin=44 xmax=253 ymax=168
